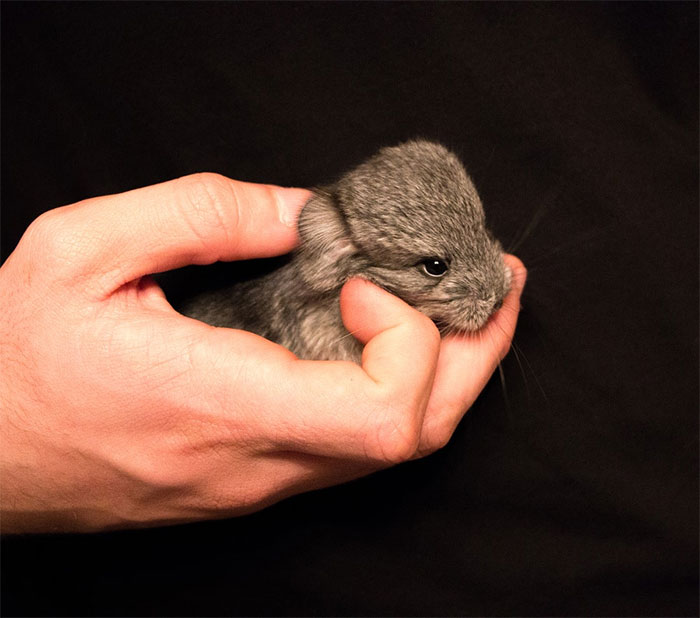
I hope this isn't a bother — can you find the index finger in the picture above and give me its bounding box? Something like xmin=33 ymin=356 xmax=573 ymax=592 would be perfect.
xmin=44 ymin=173 xmax=311 ymax=293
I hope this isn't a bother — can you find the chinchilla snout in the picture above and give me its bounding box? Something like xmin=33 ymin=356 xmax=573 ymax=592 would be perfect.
xmin=407 ymin=234 xmax=511 ymax=334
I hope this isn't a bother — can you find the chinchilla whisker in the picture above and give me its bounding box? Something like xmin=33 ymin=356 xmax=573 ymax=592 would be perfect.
xmin=489 ymin=318 xmax=531 ymax=402
xmin=497 ymin=361 xmax=510 ymax=414
xmin=523 ymin=227 xmax=609 ymax=268
xmin=508 ymin=338 xmax=531 ymax=401
xmin=482 ymin=327 xmax=511 ymax=414
xmin=511 ymin=338 xmax=549 ymax=403
xmin=507 ymin=197 xmax=553 ymax=255
xmin=493 ymin=316 xmax=548 ymax=405
xmin=506 ymin=166 xmax=584 ymax=256
xmin=488 ymin=330 xmax=507 ymax=397
xmin=332 ymin=326 xmax=367 ymax=345
xmin=439 ymin=323 xmax=457 ymax=337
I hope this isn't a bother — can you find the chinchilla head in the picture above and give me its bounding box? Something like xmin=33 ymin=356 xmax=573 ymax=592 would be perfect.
xmin=297 ymin=140 xmax=510 ymax=333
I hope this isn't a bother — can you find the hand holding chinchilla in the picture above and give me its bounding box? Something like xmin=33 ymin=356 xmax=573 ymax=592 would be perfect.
xmin=1 ymin=145 xmax=524 ymax=532
xmin=185 ymin=140 xmax=512 ymax=361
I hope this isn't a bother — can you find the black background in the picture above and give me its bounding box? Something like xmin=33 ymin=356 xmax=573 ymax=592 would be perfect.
xmin=2 ymin=2 xmax=698 ymax=616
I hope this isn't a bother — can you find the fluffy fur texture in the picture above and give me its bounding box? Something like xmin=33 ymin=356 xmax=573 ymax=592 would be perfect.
xmin=184 ymin=140 xmax=510 ymax=361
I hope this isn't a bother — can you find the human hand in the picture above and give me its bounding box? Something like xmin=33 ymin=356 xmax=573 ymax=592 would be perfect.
xmin=0 ymin=173 xmax=526 ymax=533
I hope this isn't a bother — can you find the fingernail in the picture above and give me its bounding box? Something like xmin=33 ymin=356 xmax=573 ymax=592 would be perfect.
xmin=503 ymin=256 xmax=527 ymax=294
xmin=276 ymin=187 xmax=312 ymax=227
xmin=512 ymin=265 xmax=527 ymax=295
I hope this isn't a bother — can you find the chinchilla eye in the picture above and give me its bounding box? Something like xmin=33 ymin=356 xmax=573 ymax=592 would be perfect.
xmin=420 ymin=258 xmax=449 ymax=277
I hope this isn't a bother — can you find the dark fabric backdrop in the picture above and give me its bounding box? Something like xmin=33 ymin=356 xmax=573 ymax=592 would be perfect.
xmin=1 ymin=2 xmax=697 ymax=616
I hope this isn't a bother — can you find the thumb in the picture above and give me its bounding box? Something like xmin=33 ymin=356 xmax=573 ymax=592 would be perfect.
xmin=340 ymin=278 xmax=440 ymax=398
xmin=46 ymin=173 xmax=310 ymax=291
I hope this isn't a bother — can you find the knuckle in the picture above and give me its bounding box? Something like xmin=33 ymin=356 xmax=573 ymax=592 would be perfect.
xmin=178 ymin=172 xmax=240 ymax=250
xmin=116 ymin=456 xmax=189 ymax=500
xmin=365 ymin=400 xmax=422 ymax=465
xmin=24 ymin=208 xmax=67 ymax=252
xmin=23 ymin=207 xmax=91 ymax=277
xmin=138 ymin=460 xmax=184 ymax=489
xmin=218 ymin=481 xmax=277 ymax=513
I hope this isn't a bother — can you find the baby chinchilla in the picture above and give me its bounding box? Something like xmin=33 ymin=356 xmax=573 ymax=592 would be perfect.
xmin=183 ymin=140 xmax=511 ymax=362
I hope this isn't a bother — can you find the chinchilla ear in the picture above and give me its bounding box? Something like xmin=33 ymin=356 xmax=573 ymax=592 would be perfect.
xmin=296 ymin=189 xmax=358 ymax=291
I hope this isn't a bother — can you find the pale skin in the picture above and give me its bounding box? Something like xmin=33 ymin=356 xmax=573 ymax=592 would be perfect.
xmin=0 ymin=173 xmax=526 ymax=533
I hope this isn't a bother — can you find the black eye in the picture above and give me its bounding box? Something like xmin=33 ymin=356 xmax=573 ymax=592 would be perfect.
xmin=421 ymin=258 xmax=448 ymax=277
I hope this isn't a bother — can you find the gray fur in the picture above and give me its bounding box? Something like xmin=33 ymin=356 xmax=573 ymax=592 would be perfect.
xmin=184 ymin=140 xmax=510 ymax=362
